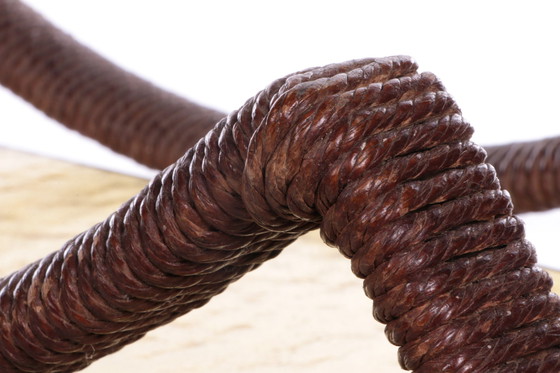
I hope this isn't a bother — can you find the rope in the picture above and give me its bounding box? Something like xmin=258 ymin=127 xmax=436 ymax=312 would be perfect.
xmin=0 ymin=0 xmax=225 ymax=169
xmin=486 ymin=137 xmax=560 ymax=213
xmin=0 ymin=54 xmax=559 ymax=372
xmin=2 ymin=0 xmax=560 ymax=371
xmin=2 ymin=0 xmax=559 ymax=215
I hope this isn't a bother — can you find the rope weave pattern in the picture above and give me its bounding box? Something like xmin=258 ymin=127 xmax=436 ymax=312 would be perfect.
xmin=2 ymin=0 xmax=558 ymax=216
xmin=2 ymin=0 xmax=560 ymax=371
xmin=486 ymin=137 xmax=560 ymax=213
xmin=0 ymin=0 xmax=225 ymax=169
xmin=1 ymin=54 xmax=559 ymax=372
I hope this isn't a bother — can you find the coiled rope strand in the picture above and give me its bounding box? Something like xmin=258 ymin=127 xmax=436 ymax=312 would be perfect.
xmin=2 ymin=0 xmax=559 ymax=214
xmin=1 ymin=53 xmax=559 ymax=372
xmin=2 ymin=1 xmax=560 ymax=372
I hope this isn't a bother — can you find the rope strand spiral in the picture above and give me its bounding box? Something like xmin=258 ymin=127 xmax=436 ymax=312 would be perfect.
xmin=2 ymin=1 xmax=560 ymax=372
xmin=2 ymin=0 xmax=558 ymax=214
xmin=1 ymin=53 xmax=559 ymax=372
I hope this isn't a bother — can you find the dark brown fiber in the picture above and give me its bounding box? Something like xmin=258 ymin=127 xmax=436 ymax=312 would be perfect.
xmin=1 ymin=1 xmax=560 ymax=372
xmin=486 ymin=137 xmax=560 ymax=213
xmin=0 ymin=0 xmax=225 ymax=169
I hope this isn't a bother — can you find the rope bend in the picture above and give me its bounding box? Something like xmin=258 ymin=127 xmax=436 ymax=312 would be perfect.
xmin=2 ymin=0 xmax=559 ymax=215
xmin=2 ymin=0 xmax=560 ymax=371
xmin=1 ymin=55 xmax=559 ymax=372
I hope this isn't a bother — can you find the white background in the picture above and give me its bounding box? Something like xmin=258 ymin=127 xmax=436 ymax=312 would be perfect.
xmin=1 ymin=0 xmax=559 ymax=267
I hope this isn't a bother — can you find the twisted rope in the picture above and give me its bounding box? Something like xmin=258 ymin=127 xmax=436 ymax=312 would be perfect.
xmin=2 ymin=1 xmax=560 ymax=372
xmin=0 ymin=0 xmax=225 ymax=169
xmin=486 ymin=137 xmax=560 ymax=213
xmin=1 ymin=54 xmax=559 ymax=372
xmin=2 ymin=0 xmax=559 ymax=216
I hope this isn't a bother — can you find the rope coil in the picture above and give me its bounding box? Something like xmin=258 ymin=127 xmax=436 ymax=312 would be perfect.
xmin=1 ymin=53 xmax=559 ymax=372
xmin=2 ymin=1 xmax=560 ymax=372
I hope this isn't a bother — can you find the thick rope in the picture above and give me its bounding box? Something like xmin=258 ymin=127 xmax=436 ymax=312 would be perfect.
xmin=486 ymin=137 xmax=560 ymax=213
xmin=1 ymin=55 xmax=559 ymax=372
xmin=0 ymin=0 xmax=225 ymax=169
xmin=3 ymin=0 xmax=560 ymax=215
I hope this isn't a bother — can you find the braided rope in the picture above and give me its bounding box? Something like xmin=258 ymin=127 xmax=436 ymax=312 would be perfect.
xmin=0 ymin=0 xmax=225 ymax=169
xmin=1 ymin=55 xmax=559 ymax=372
xmin=486 ymin=137 xmax=560 ymax=213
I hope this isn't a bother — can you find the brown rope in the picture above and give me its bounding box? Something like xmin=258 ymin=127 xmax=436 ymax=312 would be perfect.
xmin=1 ymin=53 xmax=559 ymax=372
xmin=2 ymin=1 xmax=560 ymax=372
xmin=3 ymin=0 xmax=560 ymax=216
xmin=0 ymin=0 xmax=225 ymax=169
xmin=486 ymin=137 xmax=560 ymax=213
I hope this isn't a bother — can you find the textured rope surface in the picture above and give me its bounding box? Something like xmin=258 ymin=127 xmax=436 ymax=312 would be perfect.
xmin=1 ymin=54 xmax=559 ymax=372
xmin=3 ymin=0 xmax=560 ymax=216
xmin=486 ymin=137 xmax=560 ymax=213
xmin=0 ymin=0 xmax=225 ymax=169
